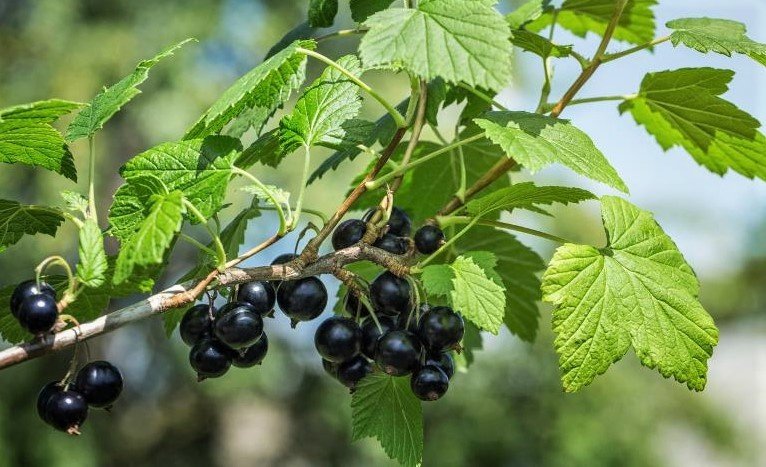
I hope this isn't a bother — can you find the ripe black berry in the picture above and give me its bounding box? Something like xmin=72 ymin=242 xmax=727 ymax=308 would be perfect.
xmin=386 ymin=207 xmax=412 ymax=237
xmin=410 ymin=365 xmax=449 ymax=401
xmin=414 ymin=225 xmax=445 ymax=254
xmin=276 ymin=277 xmax=328 ymax=325
xmin=43 ymin=389 xmax=88 ymax=434
xmin=11 ymin=280 xmax=55 ymax=318
xmin=237 ymin=281 xmax=276 ymax=315
xmin=337 ymin=355 xmax=372 ymax=390
xmin=332 ymin=219 xmax=366 ymax=250
xmin=360 ymin=316 xmax=396 ymax=360
xmin=232 ymin=333 xmax=269 ymax=368
xmin=370 ymin=271 xmax=411 ymax=316
xmin=189 ymin=338 xmax=232 ymax=380
xmin=418 ymin=306 xmax=464 ymax=351
xmin=37 ymin=381 xmax=63 ymax=424
xmin=315 ymin=317 xmax=362 ymax=363
xmin=375 ymin=330 xmax=422 ymax=376
xmin=214 ymin=302 xmax=264 ymax=349
xmin=180 ymin=304 xmax=213 ymax=346
xmin=425 ymin=352 xmax=455 ymax=379
xmin=73 ymin=361 xmax=124 ymax=409
xmin=373 ymin=234 xmax=408 ymax=255
xmin=18 ymin=294 xmax=58 ymax=334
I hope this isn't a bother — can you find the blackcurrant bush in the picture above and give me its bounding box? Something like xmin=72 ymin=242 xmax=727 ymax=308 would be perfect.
xmin=214 ymin=302 xmax=264 ymax=349
xmin=418 ymin=306 xmax=464 ymax=351
xmin=276 ymin=277 xmax=327 ymax=325
xmin=410 ymin=365 xmax=449 ymax=401
xmin=414 ymin=225 xmax=445 ymax=254
xmin=375 ymin=330 xmax=422 ymax=376
xmin=332 ymin=219 xmax=366 ymax=250
xmin=237 ymin=281 xmax=276 ymax=316
xmin=337 ymin=355 xmax=373 ymax=390
xmin=360 ymin=316 xmax=396 ymax=360
xmin=73 ymin=361 xmax=124 ymax=409
xmin=11 ymin=279 xmax=55 ymax=318
xmin=180 ymin=304 xmax=213 ymax=346
xmin=425 ymin=352 xmax=455 ymax=379
xmin=322 ymin=358 xmax=340 ymax=379
xmin=18 ymin=294 xmax=58 ymax=334
xmin=314 ymin=317 xmax=362 ymax=363
xmin=232 ymin=333 xmax=269 ymax=368
xmin=37 ymin=381 xmax=63 ymax=424
xmin=370 ymin=271 xmax=411 ymax=316
xmin=189 ymin=338 xmax=232 ymax=380
xmin=373 ymin=234 xmax=408 ymax=255
xmin=386 ymin=207 xmax=412 ymax=237
xmin=43 ymin=389 xmax=88 ymax=434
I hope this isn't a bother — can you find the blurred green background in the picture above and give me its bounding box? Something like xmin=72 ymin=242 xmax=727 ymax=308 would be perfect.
xmin=0 ymin=1 xmax=763 ymax=466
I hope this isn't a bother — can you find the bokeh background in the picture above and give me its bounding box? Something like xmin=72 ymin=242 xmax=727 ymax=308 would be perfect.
xmin=0 ymin=0 xmax=763 ymax=466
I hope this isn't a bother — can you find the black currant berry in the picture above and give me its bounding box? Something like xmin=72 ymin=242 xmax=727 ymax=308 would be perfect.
xmin=414 ymin=225 xmax=445 ymax=254
xmin=314 ymin=317 xmax=362 ymax=363
xmin=232 ymin=333 xmax=269 ymax=368
xmin=73 ymin=361 xmax=124 ymax=409
xmin=11 ymin=280 xmax=55 ymax=318
xmin=214 ymin=302 xmax=264 ymax=349
xmin=322 ymin=358 xmax=340 ymax=379
xmin=18 ymin=294 xmax=58 ymax=334
xmin=410 ymin=365 xmax=449 ymax=401
xmin=386 ymin=207 xmax=412 ymax=237
xmin=43 ymin=389 xmax=88 ymax=434
xmin=344 ymin=293 xmax=369 ymax=318
xmin=373 ymin=234 xmax=408 ymax=255
xmin=418 ymin=306 xmax=464 ymax=351
xmin=332 ymin=219 xmax=366 ymax=251
xmin=370 ymin=271 xmax=411 ymax=316
xmin=375 ymin=330 xmax=423 ymax=376
xmin=237 ymin=281 xmax=276 ymax=316
xmin=337 ymin=355 xmax=373 ymax=390
xmin=361 ymin=316 xmax=396 ymax=360
xmin=180 ymin=304 xmax=213 ymax=346
xmin=276 ymin=277 xmax=327 ymax=325
xmin=189 ymin=338 xmax=232 ymax=380
xmin=425 ymin=352 xmax=455 ymax=379
xmin=37 ymin=381 xmax=63 ymax=424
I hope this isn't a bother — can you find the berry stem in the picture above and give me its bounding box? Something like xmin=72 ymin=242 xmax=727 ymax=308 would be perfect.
xmin=183 ymin=199 xmax=227 ymax=269
xmin=314 ymin=28 xmax=368 ymax=43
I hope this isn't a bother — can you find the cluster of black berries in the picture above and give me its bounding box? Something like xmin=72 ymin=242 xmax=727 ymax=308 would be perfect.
xmin=10 ymin=280 xmax=59 ymax=335
xmin=332 ymin=206 xmax=446 ymax=256
xmin=37 ymin=361 xmax=123 ymax=435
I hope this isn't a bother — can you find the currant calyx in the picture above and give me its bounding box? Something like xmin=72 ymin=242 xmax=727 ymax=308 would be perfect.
xmin=276 ymin=276 xmax=328 ymax=325
xmin=374 ymin=330 xmax=423 ymax=376
xmin=414 ymin=225 xmax=445 ymax=254
xmin=237 ymin=281 xmax=276 ymax=316
xmin=314 ymin=316 xmax=362 ymax=363
xmin=370 ymin=271 xmax=411 ymax=316
xmin=410 ymin=365 xmax=449 ymax=401
xmin=180 ymin=304 xmax=213 ymax=346
xmin=332 ymin=219 xmax=367 ymax=250
xmin=213 ymin=301 xmax=264 ymax=349
xmin=73 ymin=361 xmax=124 ymax=409
xmin=418 ymin=306 xmax=464 ymax=351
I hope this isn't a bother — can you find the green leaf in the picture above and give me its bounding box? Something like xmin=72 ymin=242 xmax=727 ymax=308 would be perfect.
xmin=450 ymin=255 xmax=506 ymax=334
xmin=120 ymin=136 xmax=242 ymax=220
xmin=61 ymin=191 xmax=89 ymax=217
xmin=454 ymin=322 xmax=483 ymax=370
xmin=280 ymin=55 xmax=364 ymax=153
xmin=237 ymin=129 xmax=283 ymax=169
xmin=542 ymin=196 xmax=719 ymax=392
xmin=506 ymin=0 xmax=550 ymax=29
xmin=457 ymin=228 xmax=545 ymax=342
xmin=308 ymin=0 xmax=337 ymax=27
xmin=620 ymin=68 xmax=766 ymax=181
xmin=185 ymin=40 xmax=314 ymax=139
xmin=0 ymin=199 xmax=65 ymax=249
xmin=475 ymin=111 xmax=628 ymax=192
xmin=667 ymin=17 xmax=766 ymax=65
xmin=240 ymin=185 xmax=290 ymax=207
xmin=360 ymin=0 xmax=513 ymax=92
xmin=0 ymin=99 xmax=81 ymax=123
xmin=113 ymin=191 xmax=186 ymax=284
xmin=0 ymin=121 xmax=77 ymax=180
xmin=76 ymin=219 xmax=108 ymax=288
xmin=351 ymin=373 xmax=423 ymax=467
xmin=529 ymin=0 xmax=658 ymax=46
xmin=511 ymin=30 xmax=572 ymax=59
xmin=421 ymin=264 xmax=454 ymax=298
xmin=350 ymin=0 xmax=395 ymax=23
xmin=67 ymin=39 xmax=193 ymax=141
xmin=466 ymin=182 xmax=595 ymax=218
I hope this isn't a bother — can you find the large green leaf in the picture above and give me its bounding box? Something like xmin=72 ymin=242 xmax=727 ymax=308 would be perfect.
xmin=620 ymin=68 xmax=766 ymax=181
xmin=308 ymin=0 xmax=338 ymax=27
xmin=667 ymin=17 xmax=766 ymax=65
xmin=351 ymin=373 xmax=423 ymax=467
xmin=450 ymin=255 xmax=506 ymax=334
xmin=0 ymin=121 xmax=77 ymax=180
xmin=280 ymin=55 xmax=364 ymax=152
xmin=0 ymin=99 xmax=81 ymax=123
xmin=184 ymin=40 xmax=313 ymax=139
xmin=360 ymin=0 xmax=513 ymax=91
xmin=0 ymin=199 xmax=65 ymax=249
xmin=76 ymin=219 xmax=108 ymax=288
xmin=350 ymin=0 xmax=395 ymax=23
xmin=542 ymin=196 xmax=718 ymax=392
xmin=529 ymin=0 xmax=658 ymax=46
xmin=506 ymin=0 xmax=550 ymax=29
xmin=67 ymin=39 xmax=192 ymax=141
xmin=475 ymin=111 xmax=628 ymax=192
xmin=465 ymin=182 xmax=595 ymax=218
